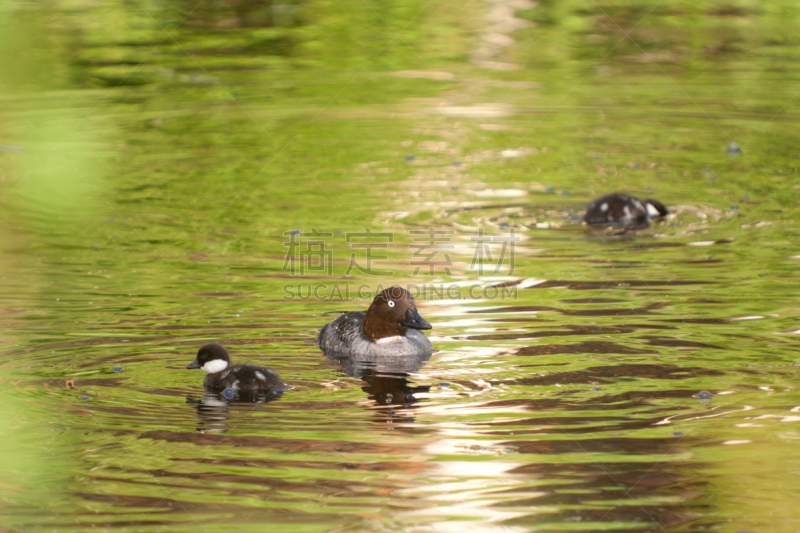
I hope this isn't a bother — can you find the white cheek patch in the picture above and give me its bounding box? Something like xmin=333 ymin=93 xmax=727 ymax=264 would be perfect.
xmin=255 ymin=371 xmax=266 ymax=381
xmin=646 ymin=203 xmax=661 ymax=216
xmin=376 ymin=336 xmax=404 ymax=344
xmin=201 ymin=359 xmax=229 ymax=374
xmin=600 ymin=202 xmax=608 ymax=213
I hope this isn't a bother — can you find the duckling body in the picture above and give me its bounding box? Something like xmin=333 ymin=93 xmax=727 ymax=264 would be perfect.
xmin=202 ymin=363 xmax=284 ymax=393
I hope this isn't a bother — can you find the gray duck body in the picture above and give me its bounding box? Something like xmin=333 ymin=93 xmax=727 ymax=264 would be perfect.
xmin=318 ymin=311 xmax=433 ymax=357
xmin=319 ymin=311 xmax=433 ymax=358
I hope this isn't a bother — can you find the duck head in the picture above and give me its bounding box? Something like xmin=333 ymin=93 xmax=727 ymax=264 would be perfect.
xmin=186 ymin=343 xmax=230 ymax=374
xmin=362 ymin=286 xmax=432 ymax=341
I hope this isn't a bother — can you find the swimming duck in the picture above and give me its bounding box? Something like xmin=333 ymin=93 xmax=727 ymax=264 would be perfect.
xmin=185 ymin=343 xmax=287 ymax=395
xmin=583 ymin=193 xmax=668 ymax=229
xmin=318 ymin=286 xmax=433 ymax=357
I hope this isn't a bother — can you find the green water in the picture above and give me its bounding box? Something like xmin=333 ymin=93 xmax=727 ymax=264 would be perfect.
xmin=2 ymin=0 xmax=800 ymax=531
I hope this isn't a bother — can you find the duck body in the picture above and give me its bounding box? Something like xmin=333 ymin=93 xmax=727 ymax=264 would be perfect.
xmin=201 ymin=363 xmax=285 ymax=393
xmin=186 ymin=343 xmax=287 ymax=396
xmin=583 ymin=193 xmax=668 ymax=229
xmin=319 ymin=311 xmax=433 ymax=357
xmin=318 ymin=287 xmax=433 ymax=358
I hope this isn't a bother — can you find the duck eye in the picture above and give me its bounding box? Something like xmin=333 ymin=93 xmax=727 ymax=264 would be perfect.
xmin=387 ymin=300 xmax=395 ymax=308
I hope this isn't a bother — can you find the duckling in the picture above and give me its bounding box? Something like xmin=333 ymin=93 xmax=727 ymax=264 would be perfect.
xmin=185 ymin=344 xmax=287 ymax=395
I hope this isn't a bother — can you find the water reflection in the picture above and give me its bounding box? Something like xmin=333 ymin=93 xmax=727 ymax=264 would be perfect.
xmin=187 ymin=389 xmax=285 ymax=433
xmin=357 ymin=369 xmax=430 ymax=408
xmin=324 ymin=349 xmax=432 ymax=379
xmin=324 ymin=350 xmax=432 ymax=427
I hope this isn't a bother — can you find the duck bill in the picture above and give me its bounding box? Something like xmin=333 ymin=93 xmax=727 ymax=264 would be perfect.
xmin=186 ymin=359 xmax=201 ymax=369
xmin=401 ymin=308 xmax=432 ymax=330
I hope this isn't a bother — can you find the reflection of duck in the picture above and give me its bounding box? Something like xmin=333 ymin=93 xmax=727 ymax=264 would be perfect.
xmin=187 ymin=387 xmax=286 ymax=433
xmin=319 ymin=287 xmax=433 ymax=357
xmin=187 ymin=393 xmax=231 ymax=433
xmin=584 ymin=193 xmax=668 ymax=229
xmin=185 ymin=344 xmax=289 ymax=399
xmin=359 ymin=369 xmax=429 ymax=407
xmin=325 ymin=349 xmax=432 ymax=416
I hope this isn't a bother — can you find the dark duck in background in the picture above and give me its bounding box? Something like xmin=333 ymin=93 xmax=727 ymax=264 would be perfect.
xmin=583 ymin=193 xmax=669 ymax=229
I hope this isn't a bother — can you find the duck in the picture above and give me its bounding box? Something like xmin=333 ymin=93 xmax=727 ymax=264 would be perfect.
xmin=318 ymin=286 xmax=433 ymax=357
xmin=185 ymin=343 xmax=287 ymax=396
xmin=583 ymin=193 xmax=668 ymax=229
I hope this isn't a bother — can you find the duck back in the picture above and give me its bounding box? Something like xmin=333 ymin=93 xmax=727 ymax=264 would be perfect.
xmin=584 ymin=193 xmax=651 ymax=228
xmin=204 ymin=364 xmax=286 ymax=392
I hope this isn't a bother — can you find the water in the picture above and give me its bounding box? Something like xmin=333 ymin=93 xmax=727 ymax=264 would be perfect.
xmin=2 ymin=1 xmax=800 ymax=531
